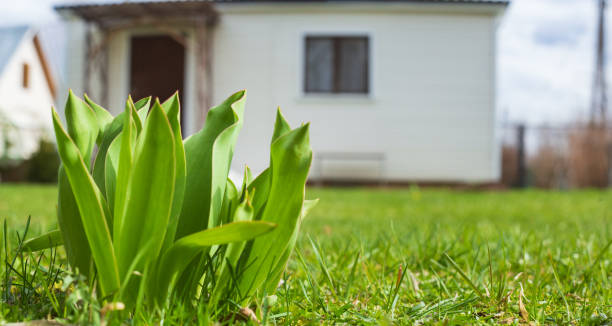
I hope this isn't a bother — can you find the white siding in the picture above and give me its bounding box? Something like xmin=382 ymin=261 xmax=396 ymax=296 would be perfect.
xmin=212 ymin=4 xmax=502 ymax=183
xmin=0 ymin=34 xmax=54 ymax=159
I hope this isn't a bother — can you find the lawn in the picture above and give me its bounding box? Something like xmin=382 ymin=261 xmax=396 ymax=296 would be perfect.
xmin=1 ymin=184 xmax=611 ymax=324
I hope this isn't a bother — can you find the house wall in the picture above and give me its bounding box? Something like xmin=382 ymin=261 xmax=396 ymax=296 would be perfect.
xmin=0 ymin=32 xmax=55 ymax=159
xmin=211 ymin=3 xmax=504 ymax=183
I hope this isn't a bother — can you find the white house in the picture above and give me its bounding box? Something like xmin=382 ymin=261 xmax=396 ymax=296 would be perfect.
xmin=0 ymin=26 xmax=56 ymax=161
xmin=56 ymin=0 xmax=508 ymax=184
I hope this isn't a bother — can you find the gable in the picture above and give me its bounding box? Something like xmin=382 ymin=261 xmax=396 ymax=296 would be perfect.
xmin=0 ymin=26 xmax=28 ymax=76
xmin=0 ymin=27 xmax=56 ymax=100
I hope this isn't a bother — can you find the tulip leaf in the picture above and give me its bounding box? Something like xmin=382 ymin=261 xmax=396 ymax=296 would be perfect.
xmin=176 ymin=90 xmax=246 ymax=238
xmin=83 ymin=93 xmax=113 ymax=138
xmin=238 ymin=122 xmax=312 ymax=303
xmin=64 ymin=90 xmax=98 ymax=165
xmin=56 ymin=167 xmax=91 ymax=276
xmin=111 ymin=102 xmax=137 ymax=243
xmin=52 ymin=108 xmax=119 ymax=296
xmin=115 ymin=100 xmax=176 ymax=289
xmin=160 ymin=92 xmax=186 ymax=253
xmin=22 ymin=229 xmax=63 ymax=252
xmin=263 ymin=198 xmax=319 ymax=293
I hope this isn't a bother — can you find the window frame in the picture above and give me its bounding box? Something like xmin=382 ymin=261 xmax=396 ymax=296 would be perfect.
xmin=303 ymin=35 xmax=370 ymax=95
xmin=22 ymin=62 xmax=30 ymax=89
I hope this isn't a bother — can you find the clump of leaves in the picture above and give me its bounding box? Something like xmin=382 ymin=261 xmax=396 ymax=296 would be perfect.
xmin=23 ymin=90 xmax=315 ymax=316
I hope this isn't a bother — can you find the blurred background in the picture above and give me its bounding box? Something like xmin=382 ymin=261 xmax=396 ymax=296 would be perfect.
xmin=0 ymin=0 xmax=610 ymax=189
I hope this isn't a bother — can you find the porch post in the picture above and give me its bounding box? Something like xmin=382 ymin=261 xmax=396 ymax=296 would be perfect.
xmin=195 ymin=21 xmax=213 ymax=126
xmin=84 ymin=24 xmax=93 ymax=96
xmin=99 ymin=29 xmax=110 ymax=108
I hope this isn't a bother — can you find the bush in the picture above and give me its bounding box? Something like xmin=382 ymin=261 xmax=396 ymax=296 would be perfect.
xmin=567 ymin=125 xmax=609 ymax=188
xmin=500 ymin=145 xmax=519 ymax=187
xmin=529 ymin=143 xmax=566 ymax=189
xmin=27 ymin=139 xmax=60 ymax=183
xmin=0 ymin=140 xmax=60 ymax=183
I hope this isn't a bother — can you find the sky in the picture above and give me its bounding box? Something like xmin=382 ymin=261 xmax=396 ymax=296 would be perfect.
xmin=0 ymin=0 xmax=605 ymax=126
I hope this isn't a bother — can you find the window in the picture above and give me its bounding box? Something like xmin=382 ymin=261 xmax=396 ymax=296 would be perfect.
xmin=304 ymin=36 xmax=369 ymax=94
xmin=22 ymin=63 xmax=30 ymax=89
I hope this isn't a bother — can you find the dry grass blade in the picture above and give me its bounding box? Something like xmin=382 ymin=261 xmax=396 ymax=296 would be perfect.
xmin=518 ymin=285 xmax=529 ymax=323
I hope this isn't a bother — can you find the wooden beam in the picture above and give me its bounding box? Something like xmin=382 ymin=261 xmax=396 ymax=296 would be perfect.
xmin=195 ymin=22 xmax=213 ymax=127
xmin=100 ymin=35 xmax=109 ymax=108
xmin=32 ymin=35 xmax=57 ymax=100
xmin=84 ymin=25 xmax=92 ymax=96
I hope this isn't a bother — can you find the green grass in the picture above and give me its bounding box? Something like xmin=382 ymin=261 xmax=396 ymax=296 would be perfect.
xmin=0 ymin=184 xmax=57 ymax=231
xmin=2 ymin=184 xmax=611 ymax=324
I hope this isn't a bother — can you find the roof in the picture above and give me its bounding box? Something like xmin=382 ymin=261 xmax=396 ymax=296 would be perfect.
xmin=56 ymin=0 xmax=508 ymax=4
xmin=0 ymin=25 xmax=57 ymax=99
xmin=205 ymin=0 xmax=509 ymax=3
xmin=0 ymin=26 xmax=28 ymax=75
xmin=55 ymin=0 xmax=509 ymax=12
xmin=56 ymin=1 xmax=218 ymax=28
xmin=55 ymin=0 xmax=508 ymax=27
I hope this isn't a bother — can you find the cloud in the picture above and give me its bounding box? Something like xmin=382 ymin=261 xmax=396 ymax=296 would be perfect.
xmin=533 ymin=20 xmax=587 ymax=47
xmin=0 ymin=0 xmax=60 ymax=27
xmin=498 ymin=0 xmax=598 ymax=125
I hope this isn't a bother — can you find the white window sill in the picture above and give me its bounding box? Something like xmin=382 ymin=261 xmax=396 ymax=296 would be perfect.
xmin=296 ymin=93 xmax=376 ymax=104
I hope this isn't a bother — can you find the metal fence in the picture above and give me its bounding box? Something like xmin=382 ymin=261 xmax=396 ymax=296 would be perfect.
xmin=502 ymin=123 xmax=612 ymax=189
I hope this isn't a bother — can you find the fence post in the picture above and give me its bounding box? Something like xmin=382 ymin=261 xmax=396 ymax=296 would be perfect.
xmin=516 ymin=124 xmax=527 ymax=188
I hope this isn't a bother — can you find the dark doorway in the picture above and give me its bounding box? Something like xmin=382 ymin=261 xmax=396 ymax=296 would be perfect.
xmin=130 ymin=35 xmax=185 ymax=109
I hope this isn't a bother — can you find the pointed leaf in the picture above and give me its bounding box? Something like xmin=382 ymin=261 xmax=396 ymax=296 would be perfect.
xmin=134 ymin=96 xmax=151 ymax=122
xmin=22 ymin=230 xmax=63 ymax=252
xmin=92 ymin=112 xmax=125 ymax=195
xmin=219 ymin=178 xmax=239 ymax=225
xmin=84 ymin=93 xmax=113 ymax=138
xmin=112 ymin=103 xmax=137 ymax=243
xmin=271 ymin=107 xmax=291 ymax=144
xmin=160 ymin=92 xmax=186 ymax=253
xmin=238 ymin=123 xmax=312 ymax=302
xmin=263 ymin=199 xmax=318 ymax=293
xmin=64 ymin=90 xmax=98 ymax=164
xmin=115 ymin=100 xmax=176 ymax=282
xmin=52 ymin=108 xmax=119 ymax=296
xmin=173 ymin=90 xmax=246 ymax=296
xmin=57 ymin=167 xmax=91 ymax=276
xmin=248 ymin=168 xmax=270 ymax=220
xmin=176 ymin=90 xmax=246 ymax=238
xmin=104 ymin=136 xmax=120 ymax=217
xmin=92 ymin=99 xmax=142 ymax=197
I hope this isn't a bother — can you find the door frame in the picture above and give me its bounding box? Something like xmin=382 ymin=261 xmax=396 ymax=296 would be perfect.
xmin=121 ymin=27 xmax=198 ymax=135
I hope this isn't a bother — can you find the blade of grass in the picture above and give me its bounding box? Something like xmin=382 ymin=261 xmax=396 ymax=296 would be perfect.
xmin=443 ymin=253 xmax=486 ymax=301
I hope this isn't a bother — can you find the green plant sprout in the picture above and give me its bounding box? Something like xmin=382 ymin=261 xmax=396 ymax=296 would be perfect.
xmin=23 ymin=90 xmax=315 ymax=315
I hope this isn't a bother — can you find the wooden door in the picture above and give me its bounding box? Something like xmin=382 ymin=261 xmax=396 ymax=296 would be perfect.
xmin=129 ymin=35 xmax=185 ymax=110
